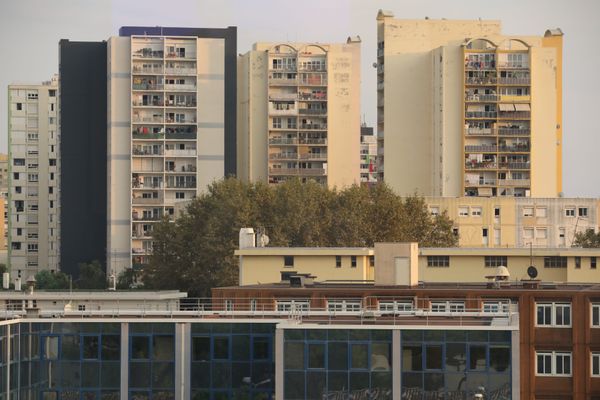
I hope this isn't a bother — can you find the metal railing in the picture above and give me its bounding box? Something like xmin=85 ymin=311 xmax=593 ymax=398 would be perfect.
xmin=498 ymin=162 xmax=530 ymax=170
xmin=498 ymin=77 xmax=530 ymax=85
xmin=465 ymin=111 xmax=497 ymax=119
xmin=299 ymin=109 xmax=327 ymax=115
xmin=465 ymin=162 xmax=497 ymax=169
xmin=465 ymin=94 xmax=498 ymax=102
xmin=497 ymin=128 xmax=530 ymax=136
xmin=498 ymin=111 xmax=530 ymax=119
xmin=465 ymin=128 xmax=494 ymax=136
xmin=465 ymin=179 xmax=497 ymax=186
xmin=465 ymin=145 xmax=497 ymax=152
xmin=465 ymin=77 xmax=497 ymax=85
xmin=497 ymin=179 xmax=531 ymax=186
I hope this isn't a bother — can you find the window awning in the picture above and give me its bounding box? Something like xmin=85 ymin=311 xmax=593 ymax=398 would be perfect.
xmin=466 ymin=105 xmax=481 ymax=112
xmin=478 ymin=187 xmax=493 ymax=196
xmin=514 ymin=103 xmax=531 ymax=111
xmin=498 ymin=103 xmax=515 ymax=112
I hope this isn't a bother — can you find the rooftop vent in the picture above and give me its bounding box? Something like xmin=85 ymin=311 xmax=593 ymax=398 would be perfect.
xmin=288 ymin=274 xmax=316 ymax=288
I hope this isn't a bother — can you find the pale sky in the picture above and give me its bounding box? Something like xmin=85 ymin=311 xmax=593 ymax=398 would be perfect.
xmin=1 ymin=0 xmax=598 ymax=196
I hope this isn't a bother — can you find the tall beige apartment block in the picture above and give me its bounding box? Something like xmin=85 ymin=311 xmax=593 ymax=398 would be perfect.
xmin=7 ymin=77 xmax=59 ymax=278
xmin=0 ymin=154 xmax=8 ymax=251
xmin=107 ymin=33 xmax=228 ymax=275
xmin=237 ymin=39 xmax=361 ymax=188
xmin=377 ymin=11 xmax=563 ymax=198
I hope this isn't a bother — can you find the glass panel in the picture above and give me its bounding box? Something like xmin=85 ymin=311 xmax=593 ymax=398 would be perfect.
xmin=371 ymin=343 xmax=390 ymax=371
xmin=153 ymin=335 xmax=174 ymax=361
xmin=470 ymin=345 xmax=487 ymax=371
xmin=61 ymin=361 xmax=81 ymax=387
xmin=130 ymin=362 xmax=151 ymax=388
xmin=402 ymin=330 xmax=423 ymax=342
xmin=231 ymin=335 xmax=250 ymax=361
xmin=284 ymin=371 xmax=305 ymax=399
xmin=349 ymin=372 xmax=369 ymax=391
xmin=152 ymin=362 xmax=174 ymax=388
xmin=306 ymin=330 xmax=327 ymax=340
xmin=425 ymin=345 xmax=442 ymax=370
xmin=83 ymin=336 xmax=99 ymax=359
xmin=424 ymin=372 xmax=444 ymax=394
xmin=131 ymin=336 xmax=149 ymax=360
xmin=212 ymin=363 xmax=231 ymax=388
xmin=101 ymin=362 xmax=120 ymax=388
xmin=308 ymin=343 xmax=325 ymax=369
xmin=192 ymin=337 xmax=210 ymax=362
xmin=402 ymin=345 xmax=422 ymax=371
xmin=351 ymin=344 xmax=368 ymax=370
xmin=252 ymin=337 xmax=269 ymax=360
xmin=446 ymin=343 xmax=466 ymax=372
xmin=328 ymin=342 xmax=347 ymax=370
xmin=191 ymin=362 xmax=210 ymax=388
xmin=101 ymin=335 xmax=120 ymax=361
xmin=306 ymin=371 xmax=326 ymax=399
xmin=349 ymin=330 xmax=369 ymax=340
xmin=213 ymin=337 xmax=229 ymax=360
xmin=284 ymin=342 xmax=304 ymax=369
xmin=44 ymin=337 xmax=58 ymax=360
xmin=327 ymin=371 xmax=348 ymax=391
xmin=489 ymin=346 xmax=510 ymax=372
xmin=82 ymin=362 xmax=100 ymax=387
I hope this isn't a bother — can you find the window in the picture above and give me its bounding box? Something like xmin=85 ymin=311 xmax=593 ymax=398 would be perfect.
xmin=544 ymin=256 xmax=567 ymax=268
xmin=351 ymin=256 xmax=357 ymax=268
xmin=482 ymin=228 xmax=488 ymax=237
xmin=431 ymin=301 xmax=465 ymax=313
xmin=592 ymin=353 xmax=600 ymax=377
xmin=369 ymin=255 xmax=375 ymax=267
xmin=276 ymin=300 xmax=309 ymax=312
xmin=458 ymin=207 xmax=469 ymax=217
xmin=16 ymin=103 xmax=23 ymax=110
xmin=14 ymin=158 xmax=25 ymax=166
xmin=484 ymin=256 xmax=507 ymax=268
xmin=592 ymin=304 xmax=600 ymax=327
xmin=335 ymin=255 xmax=341 ymax=268
xmin=565 ymin=207 xmax=575 ymax=217
xmin=429 ymin=206 xmax=440 ymax=216
xmin=523 ymin=207 xmax=534 ymax=217
xmin=536 ymin=228 xmax=547 ymax=239
xmin=483 ymin=301 xmax=509 ymax=313
xmin=471 ymin=207 xmax=482 ymax=217
xmin=284 ymin=255 xmax=294 ymax=267
xmin=523 ymin=228 xmax=534 ymax=239
xmin=536 ymin=302 xmax=571 ymax=327
xmin=579 ymin=207 xmax=588 ymax=217
xmin=536 ymin=351 xmax=571 ymax=376
xmin=272 ymin=117 xmax=282 ymax=129
xmin=536 ymin=207 xmax=547 ymax=218
xmin=379 ymin=301 xmax=413 ymax=313
xmin=494 ymin=207 xmax=500 ymax=217
xmin=327 ymin=299 xmax=361 ymax=312
xmin=592 ymin=257 xmax=597 ymax=269
xmin=427 ymin=256 xmax=449 ymax=267
xmin=575 ymin=257 xmax=581 ymax=269
xmin=175 ymin=192 xmax=185 ymax=199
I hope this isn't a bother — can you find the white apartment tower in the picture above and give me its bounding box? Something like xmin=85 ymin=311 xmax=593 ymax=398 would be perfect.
xmin=107 ymin=28 xmax=234 ymax=276
xmin=237 ymin=39 xmax=361 ymax=188
xmin=8 ymin=77 xmax=60 ymax=278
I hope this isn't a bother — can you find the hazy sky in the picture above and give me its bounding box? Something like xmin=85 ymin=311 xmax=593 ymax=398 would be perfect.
xmin=1 ymin=0 xmax=598 ymax=196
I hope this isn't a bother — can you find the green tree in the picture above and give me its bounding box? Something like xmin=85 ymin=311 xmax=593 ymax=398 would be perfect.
xmin=35 ymin=270 xmax=70 ymax=290
xmin=76 ymin=260 xmax=106 ymax=289
xmin=116 ymin=269 xmax=141 ymax=290
xmin=572 ymin=230 xmax=600 ymax=248
xmin=145 ymin=178 xmax=457 ymax=296
xmin=0 ymin=264 xmax=6 ymax=275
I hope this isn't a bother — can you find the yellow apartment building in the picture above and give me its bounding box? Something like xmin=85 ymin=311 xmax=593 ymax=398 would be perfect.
xmin=426 ymin=197 xmax=599 ymax=248
xmin=237 ymin=39 xmax=362 ymax=188
xmin=376 ymin=11 xmax=563 ymax=198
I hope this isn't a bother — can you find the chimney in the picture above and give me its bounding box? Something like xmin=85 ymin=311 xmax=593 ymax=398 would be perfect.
xmin=239 ymin=228 xmax=256 ymax=249
xmin=374 ymin=243 xmax=419 ymax=286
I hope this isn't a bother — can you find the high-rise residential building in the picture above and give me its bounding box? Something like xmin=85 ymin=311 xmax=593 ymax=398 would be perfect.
xmin=106 ymin=26 xmax=237 ymax=275
xmin=376 ymin=11 xmax=563 ymax=198
xmin=0 ymin=153 xmax=8 ymax=251
xmin=237 ymin=39 xmax=361 ymax=188
xmin=7 ymin=77 xmax=59 ymax=279
xmin=360 ymin=125 xmax=377 ymax=185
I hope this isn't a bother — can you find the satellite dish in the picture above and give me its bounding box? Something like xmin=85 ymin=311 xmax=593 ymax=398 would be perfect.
xmin=372 ymin=62 xmax=378 ymax=68
xmin=527 ymin=266 xmax=538 ymax=279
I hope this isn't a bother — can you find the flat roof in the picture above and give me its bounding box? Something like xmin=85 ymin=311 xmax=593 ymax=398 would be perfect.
xmin=0 ymin=290 xmax=187 ymax=300
xmin=420 ymin=247 xmax=600 ymax=256
xmin=235 ymin=247 xmax=374 ymax=256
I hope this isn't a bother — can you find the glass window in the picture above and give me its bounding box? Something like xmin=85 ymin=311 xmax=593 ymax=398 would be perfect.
xmin=523 ymin=207 xmax=534 ymax=217
xmin=469 ymin=345 xmax=487 ymax=371
xmin=489 ymin=346 xmax=510 ymax=372
xmin=44 ymin=336 xmax=59 ymax=360
xmin=402 ymin=345 xmax=422 ymax=372
xmin=61 ymin=335 xmax=80 ymax=360
xmin=371 ymin=343 xmax=390 ymax=371
xmin=153 ymin=335 xmax=174 ymax=361
xmin=592 ymin=257 xmax=597 ymax=269
xmin=427 ymin=256 xmax=449 ymax=267
xmin=213 ymin=337 xmax=229 ymax=360
xmin=253 ymin=337 xmax=269 ymax=360
xmin=425 ymin=345 xmax=442 ymax=370
xmin=335 ymin=256 xmax=341 ymax=268
xmin=351 ymin=344 xmax=369 ymax=370
xmin=445 ymin=343 xmax=466 ymax=372
xmin=592 ymin=352 xmax=600 ymax=377
xmin=555 ymin=352 xmax=571 ymax=376
xmin=544 ymin=256 xmax=567 ymax=268
xmin=537 ymin=352 xmax=552 ymax=375
xmin=328 ymin=342 xmax=347 ymax=370
xmin=351 ymin=256 xmax=357 ymax=268
xmin=593 ymin=304 xmax=600 ymax=327
xmin=537 ymin=303 xmax=552 ymax=326
xmin=131 ymin=336 xmax=150 ymax=360
xmin=458 ymin=207 xmax=469 ymax=217
xmin=101 ymin=335 xmax=120 ymax=360
xmin=485 ymin=256 xmax=508 ymax=268
xmin=83 ymin=336 xmax=99 ymax=359
xmin=308 ymin=343 xmax=325 ymax=369
xmin=555 ymin=303 xmax=571 ymax=326
xmin=283 ymin=256 xmax=294 ymax=267
xmin=565 ymin=207 xmax=575 ymax=217
xmin=536 ymin=302 xmax=571 ymax=327
xmin=284 ymin=342 xmax=304 ymax=369
xmin=536 ymin=351 xmax=571 ymax=376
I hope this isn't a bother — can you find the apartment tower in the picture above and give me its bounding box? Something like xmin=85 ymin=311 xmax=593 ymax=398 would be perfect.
xmin=377 ymin=11 xmax=563 ymax=198
xmin=107 ymin=26 xmax=236 ymax=275
xmin=360 ymin=125 xmax=377 ymax=185
xmin=8 ymin=77 xmax=59 ymax=279
xmin=237 ymin=39 xmax=361 ymax=188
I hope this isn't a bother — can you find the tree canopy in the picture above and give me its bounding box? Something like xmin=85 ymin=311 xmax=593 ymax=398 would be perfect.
xmin=145 ymin=178 xmax=457 ymax=296
xmin=572 ymin=230 xmax=600 ymax=248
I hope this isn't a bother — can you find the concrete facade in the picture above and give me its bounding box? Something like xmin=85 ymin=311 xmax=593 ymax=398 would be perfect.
xmin=377 ymin=12 xmax=562 ymax=198
xmin=237 ymin=40 xmax=361 ymax=189
xmin=426 ymin=196 xmax=599 ymax=248
xmin=360 ymin=125 xmax=377 ymax=185
xmin=7 ymin=78 xmax=59 ymax=280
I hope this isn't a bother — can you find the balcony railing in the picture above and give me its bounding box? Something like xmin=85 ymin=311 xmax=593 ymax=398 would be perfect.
xmin=269 ymin=78 xmax=298 ymax=86
xmin=269 ymin=153 xmax=298 ymax=160
xmin=498 ymin=77 xmax=530 ymax=85
xmin=165 ymin=132 xmax=197 ymax=140
xmin=465 ymin=94 xmax=498 ymax=102
xmin=499 ymin=162 xmax=530 ymax=170
xmin=299 ymin=153 xmax=327 ymax=160
xmin=268 ymin=108 xmax=297 ymax=116
xmin=164 ymin=84 xmax=197 ymax=91
xmin=465 ymin=162 xmax=497 ymax=170
xmin=464 ymin=61 xmax=495 ymax=70
xmin=498 ymin=62 xmax=529 ymax=69
xmin=133 ymin=148 xmax=163 ymax=156
xmin=465 ymin=179 xmax=497 ymax=186
xmin=133 ymin=100 xmax=164 ymax=107
xmin=299 ymin=138 xmax=327 ymax=145
xmin=166 ymin=182 xmax=197 ymax=189
xmin=497 ymin=128 xmax=530 ymax=136
xmin=465 ymin=128 xmax=494 ymax=136
xmin=299 ymin=109 xmax=326 ymax=115
xmin=165 ymin=165 xmax=197 ymax=173
xmin=269 ymin=138 xmax=297 ymax=145
xmin=299 ymin=78 xmax=327 ymax=86
xmin=299 ymin=92 xmax=327 ymax=101
xmin=269 ymin=168 xmax=326 ymax=176
xmin=132 ymin=133 xmax=165 ymax=140
xmin=465 ymin=145 xmax=497 ymax=152
xmin=164 ymin=68 xmax=197 ymax=75
xmin=498 ymin=111 xmax=530 ymax=119
xmin=132 ymin=182 xmax=162 ymax=189
xmin=465 ymin=77 xmax=497 ymax=85
xmin=498 ymin=145 xmax=530 ymax=153
xmin=165 ymin=149 xmax=197 ymax=157
xmin=465 ymin=111 xmax=497 ymax=119
xmin=165 ymin=101 xmax=197 ymax=108
xmin=132 ymin=83 xmax=163 ymax=91
xmin=299 ymin=124 xmax=327 ymax=130
xmin=165 ymin=117 xmax=197 ymax=124
xmin=132 ymin=116 xmax=164 ymax=123
xmin=132 ymin=197 xmax=163 ymax=205
xmin=497 ymin=179 xmax=531 ymax=186
xmin=268 ymin=93 xmax=298 ymax=101
xmin=133 ymin=49 xmax=164 ymax=59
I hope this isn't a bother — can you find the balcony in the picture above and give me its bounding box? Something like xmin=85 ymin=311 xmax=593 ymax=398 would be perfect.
xmin=299 ymin=78 xmax=327 ymax=86
xmin=268 ymin=93 xmax=298 ymax=101
xmin=165 ymin=131 xmax=197 ymax=140
xmin=299 ymin=153 xmax=327 ymax=160
xmin=269 ymin=168 xmax=326 ymax=176
xmin=133 ymin=148 xmax=163 ymax=156
xmin=133 ymin=49 xmax=164 ymax=59
xmin=133 ymin=100 xmax=164 ymax=107
xmin=132 ymin=132 xmax=165 ymax=140
xmin=465 ymin=179 xmax=497 ymax=187
xmin=165 ymin=117 xmax=197 ymax=124
xmin=132 ymin=196 xmax=163 ymax=205
xmin=132 ymin=83 xmax=163 ymax=91
xmin=299 ymin=109 xmax=326 ymax=116
xmin=465 ymin=161 xmax=497 ymax=170
xmin=132 ymin=181 xmax=162 ymax=189
xmin=498 ymin=77 xmax=530 ymax=85
xmin=465 ymin=94 xmax=498 ymax=102
xmin=132 ymin=66 xmax=163 ymax=74
xmin=165 ymin=149 xmax=196 ymax=157
xmin=498 ymin=95 xmax=530 ymax=102
xmin=269 ymin=138 xmax=298 ymax=145
xmin=164 ymin=67 xmax=197 ymax=75
xmin=497 ymin=128 xmax=530 ymax=136
xmin=498 ymin=111 xmax=530 ymax=119
xmin=499 ymin=162 xmax=530 ymax=170
xmin=465 ymin=111 xmax=497 ymax=119
xmin=498 ymin=145 xmax=530 ymax=153
xmin=465 ymin=128 xmax=494 ymax=136
xmin=464 ymin=61 xmax=495 ymax=70
xmin=465 ymin=77 xmax=497 ymax=85
xmin=269 ymin=152 xmax=298 ymax=160
xmin=299 ymin=123 xmax=327 ymax=130
xmin=164 ymin=84 xmax=196 ymax=91
xmin=132 ymin=213 xmax=163 ymax=221
xmin=497 ymin=179 xmax=531 ymax=186
xmin=498 ymin=62 xmax=529 ymax=70
xmin=299 ymin=92 xmax=327 ymax=101
xmin=299 ymin=138 xmax=327 ymax=145
xmin=166 ymin=182 xmax=197 ymax=189
xmin=165 ymin=165 xmax=197 ymax=173
xmin=269 ymin=78 xmax=298 ymax=86
xmin=268 ymin=107 xmax=297 ymax=116
xmin=465 ymin=145 xmax=497 ymax=153
xmin=132 ymin=116 xmax=164 ymax=124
